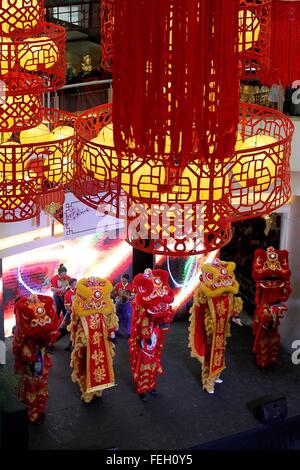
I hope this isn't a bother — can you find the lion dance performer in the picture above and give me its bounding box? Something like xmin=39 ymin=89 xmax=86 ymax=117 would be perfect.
xmin=252 ymin=246 xmax=291 ymax=368
xmin=189 ymin=259 xmax=243 ymax=394
xmin=12 ymin=294 xmax=59 ymax=423
xmin=129 ymin=268 xmax=174 ymax=402
xmin=68 ymin=277 xmax=118 ymax=403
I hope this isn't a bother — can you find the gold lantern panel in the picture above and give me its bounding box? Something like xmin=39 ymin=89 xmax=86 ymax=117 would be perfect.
xmin=0 ymin=23 xmax=66 ymax=92
xmin=227 ymin=104 xmax=293 ymax=220
xmin=0 ymin=108 xmax=76 ymax=222
xmin=0 ymin=73 xmax=43 ymax=132
xmin=0 ymin=0 xmax=44 ymax=37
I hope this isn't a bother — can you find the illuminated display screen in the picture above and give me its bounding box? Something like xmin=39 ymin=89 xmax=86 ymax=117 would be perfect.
xmin=3 ymin=233 xmax=216 ymax=337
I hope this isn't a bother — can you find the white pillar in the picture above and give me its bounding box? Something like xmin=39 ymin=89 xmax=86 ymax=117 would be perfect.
xmin=279 ymin=212 xmax=288 ymax=249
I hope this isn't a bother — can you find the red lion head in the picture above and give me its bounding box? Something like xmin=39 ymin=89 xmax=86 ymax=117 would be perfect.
xmin=133 ymin=268 xmax=174 ymax=323
xmin=253 ymin=247 xmax=291 ymax=304
xmin=15 ymin=294 xmax=59 ymax=339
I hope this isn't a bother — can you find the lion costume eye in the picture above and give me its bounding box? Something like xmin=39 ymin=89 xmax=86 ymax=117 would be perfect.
xmin=221 ymin=268 xmax=227 ymax=275
xmin=31 ymin=319 xmax=38 ymax=327
xmin=205 ymin=272 xmax=213 ymax=281
xmin=94 ymin=290 xmax=102 ymax=299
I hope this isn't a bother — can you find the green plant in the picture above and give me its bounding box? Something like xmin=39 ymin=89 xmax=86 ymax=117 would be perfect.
xmin=0 ymin=365 xmax=18 ymax=407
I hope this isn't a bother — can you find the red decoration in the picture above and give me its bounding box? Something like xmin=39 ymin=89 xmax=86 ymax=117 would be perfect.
xmin=112 ymin=0 xmax=240 ymax=165
xmin=129 ymin=268 xmax=175 ymax=395
xmin=238 ymin=0 xmax=271 ymax=80
xmin=0 ymin=108 xmax=75 ymax=222
xmin=74 ymin=102 xmax=292 ymax=256
xmin=0 ymin=0 xmax=44 ymax=38
xmin=0 ymin=74 xmax=42 ymax=132
xmin=12 ymin=293 xmax=59 ymax=423
xmin=269 ymin=0 xmax=300 ymax=86
xmin=100 ymin=0 xmax=113 ymax=72
xmin=0 ymin=22 xmax=66 ymax=93
xmin=252 ymin=247 xmax=291 ymax=367
xmin=0 ymin=179 xmax=40 ymax=222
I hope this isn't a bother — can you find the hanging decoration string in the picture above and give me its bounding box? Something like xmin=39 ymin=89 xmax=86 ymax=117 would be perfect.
xmin=112 ymin=0 xmax=240 ymax=167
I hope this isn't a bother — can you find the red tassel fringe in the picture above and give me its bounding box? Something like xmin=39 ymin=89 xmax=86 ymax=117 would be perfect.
xmin=112 ymin=0 xmax=240 ymax=165
xmin=269 ymin=0 xmax=300 ymax=87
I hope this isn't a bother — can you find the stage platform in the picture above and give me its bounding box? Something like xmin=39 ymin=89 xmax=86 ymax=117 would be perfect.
xmin=5 ymin=318 xmax=300 ymax=450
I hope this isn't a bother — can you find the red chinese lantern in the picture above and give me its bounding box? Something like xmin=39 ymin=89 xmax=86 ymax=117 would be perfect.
xmin=238 ymin=0 xmax=271 ymax=79
xmin=74 ymin=101 xmax=293 ymax=256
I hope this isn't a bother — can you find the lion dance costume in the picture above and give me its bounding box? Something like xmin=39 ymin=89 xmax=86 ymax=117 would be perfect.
xmin=189 ymin=259 xmax=243 ymax=394
xmin=68 ymin=277 xmax=118 ymax=402
xmin=129 ymin=268 xmax=174 ymax=399
xmin=12 ymin=294 xmax=59 ymax=423
xmin=252 ymin=246 xmax=291 ymax=368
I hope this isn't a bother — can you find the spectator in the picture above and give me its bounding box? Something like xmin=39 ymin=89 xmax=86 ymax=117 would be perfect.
xmin=50 ymin=264 xmax=71 ymax=320
xmin=56 ymin=278 xmax=77 ymax=351
xmin=112 ymin=273 xmax=135 ymax=338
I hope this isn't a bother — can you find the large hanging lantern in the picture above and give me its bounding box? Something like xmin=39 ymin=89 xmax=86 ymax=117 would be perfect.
xmin=0 ymin=0 xmax=75 ymax=223
xmin=73 ymin=0 xmax=293 ymax=256
xmin=74 ymin=101 xmax=293 ymax=256
xmin=238 ymin=0 xmax=271 ymax=79
xmin=269 ymin=0 xmax=300 ymax=86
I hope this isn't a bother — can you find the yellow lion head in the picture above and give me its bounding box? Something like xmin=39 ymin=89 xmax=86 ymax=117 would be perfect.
xmin=200 ymin=259 xmax=239 ymax=298
xmin=73 ymin=277 xmax=114 ymax=317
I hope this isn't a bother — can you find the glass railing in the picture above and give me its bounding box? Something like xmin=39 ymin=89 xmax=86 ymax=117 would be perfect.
xmin=49 ymin=79 xmax=112 ymax=114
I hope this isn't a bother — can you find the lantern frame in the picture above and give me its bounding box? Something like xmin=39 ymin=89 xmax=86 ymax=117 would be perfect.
xmin=0 ymin=107 xmax=76 ymax=223
xmin=0 ymin=22 xmax=66 ymax=93
xmin=0 ymin=73 xmax=43 ymax=132
xmin=238 ymin=0 xmax=271 ymax=80
xmin=74 ymin=102 xmax=292 ymax=212
xmin=74 ymin=102 xmax=293 ymax=255
xmin=0 ymin=0 xmax=44 ymax=38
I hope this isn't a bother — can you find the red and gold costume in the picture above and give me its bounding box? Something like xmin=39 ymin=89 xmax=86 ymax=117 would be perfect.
xmin=252 ymin=246 xmax=291 ymax=368
xmin=68 ymin=277 xmax=118 ymax=402
xmin=189 ymin=259 xmax=243 ymax=394
xmin=12 ymin=294 xmax=59 ymax=423
xmin=129 ymin=268 xmax=174 ymax=396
